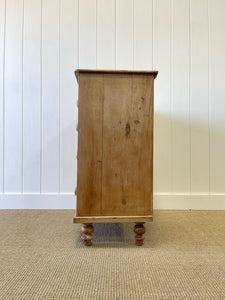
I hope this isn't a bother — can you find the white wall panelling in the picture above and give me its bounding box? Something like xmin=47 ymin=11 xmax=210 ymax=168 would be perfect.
xmin=209 ymin=0 xmax=225 ymax=194
xmin=154 ymin=194 xmax=225 ymax=210
xmin=0 ymin=194 xmax=75 ymax=209
xmin=153 ymin=0 xmax=172 ymax=193
xmin=97 ymin=0 xmax=115 ymax=69
xmin=190 ymin=0 xmax=209 ymax=193
xmin=42 ymin=0 xmax=60 ymax=192
xmin=0 ymin=0 xmax=5 ymax=193
xmin=4 ymin=0 xmax=23 ymax=193
xmin=133 ymin=0 xmax=153 ymax=70
xmin=171 ymin=0 xmax=190 ymax=193
xmin=0 ymin=0 xmax=225 ymax=209
xmin=79 ymin=0 xmax=97 ymax=68
xmin=1 ymin=193 xmax=225 ymax=210
xmin=60 ymin=0 xmax=78 ymax=193
xmin=23 ymin=0 xmax=41 ymax=193
xmin=116 ymin=0 xmax=133 ymax=69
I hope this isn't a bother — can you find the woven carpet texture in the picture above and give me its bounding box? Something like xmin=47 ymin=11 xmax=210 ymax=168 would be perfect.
xmin=0 ymin=210 xmax=224 ymax=300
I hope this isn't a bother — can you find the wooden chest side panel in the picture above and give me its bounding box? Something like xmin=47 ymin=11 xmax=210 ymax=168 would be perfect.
xmin=76 ymin=73 xmax=103 ymax=216
xmin=101 ymin=74 xmax=154 ymax=216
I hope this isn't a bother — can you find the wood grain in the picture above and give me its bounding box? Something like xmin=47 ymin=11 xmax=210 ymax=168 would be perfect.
xmin=101 ymin=74 xmax=154 ymax=216
xmin=75 ymin=70 xmax=156 ymax=227
xmin=134 ymin=222 xmax=146 ymax=246
xmin=77 ymin=73 xmax=103 ymax=216
xmin=75 ymin=69 xmax=158 ymax=81
xmin=81 ymin=223 xmax=94 ymax=246
xmin=73 ymin=215 xmax=152 ymax=223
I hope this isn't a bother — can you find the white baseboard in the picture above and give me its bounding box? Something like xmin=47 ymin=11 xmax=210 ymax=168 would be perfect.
xmin=0 ymin=193 xmax=225 ymax=210
xmin=154 ymin=194 xmax=225 ymax=210
xmin=0 ymin=194 xmax=75 ymax=209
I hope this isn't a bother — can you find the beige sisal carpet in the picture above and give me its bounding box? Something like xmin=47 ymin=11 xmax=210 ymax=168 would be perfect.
xmin=0 ymin=210 xmax=224 ymax=299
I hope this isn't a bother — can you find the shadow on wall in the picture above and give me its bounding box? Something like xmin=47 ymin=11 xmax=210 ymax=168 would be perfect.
xmin=153 ymin=111 xmax=218 ymax=193
xmin=34 ymin=110 xmax=223 ymax=194
xmin=40 ymin=120 xmax=77 ymax=193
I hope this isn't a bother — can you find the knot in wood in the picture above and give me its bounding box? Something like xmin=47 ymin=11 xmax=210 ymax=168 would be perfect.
xmin=125 ymin=122 xmax=130 ymax=137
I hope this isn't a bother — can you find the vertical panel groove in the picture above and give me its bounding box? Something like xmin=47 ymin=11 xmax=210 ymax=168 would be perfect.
xmin=116 ymin=0 xmax=133 ymax=69
xmin=170 ymin=0 xmax=173 ymax=192
xmin=96 ymin=0 xmax=98 ymax=68
xmin=207 ymin=0 xmax=211 ymax=195
xmin=0 ymin=0 xmax=224 ymax=204
xmin=189 ymin=0 xmax=192 ymax=194
xmin=2 ymin=0 xmax=6 ymax=193
xmin=153 ymin=0 xmax=172 ymax=192
xmin=21 ymin=0 xmax=24 ymax=193
xmin=98 ymin=0 xmax=116 ymax=69
xmin=5 ymin=0 xmax=23 ymax=192
xmin=42 ymin=0 xmax=60 ymax=192
xmin=59 ymin=0 xmax=61 ymax=193
xmin=77 ymin=0 xmax=79 ymax=68
xmin=190 ymin=0 xmax=209 ymax=193
xmin=79 ymin=0 xmax=96 ymax=68
xmin=78 ymin=0 xmax=80 ymax=67
xmin=115 ymin=0 xmax=117 ymax=69
xmin=132 ymin=0 xmax=134 ymax=69
xmin=171 ymin=0 xmax=190 ymax=193
xmin=134 ymin=1 xmax=153 ymax=70
xmin=152 ymin=0 xmax=154 ymax=69
xmin=40 ymin=0 xmax=43 ymax=193
xmin=60 ymin=0 xmax=78 ymax=192
xmin=23 ymin=0 xmax=42 ymax=192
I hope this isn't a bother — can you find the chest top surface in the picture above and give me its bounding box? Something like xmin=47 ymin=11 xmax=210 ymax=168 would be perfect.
xmin=75 ymin=69 xmax=158 ymax=82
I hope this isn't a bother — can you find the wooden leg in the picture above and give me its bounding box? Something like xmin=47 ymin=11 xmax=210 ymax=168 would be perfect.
xmin=134 ymin=222 xmax=145 ymax=246
xmin=81 ymin=223 xmax=94 ymax=246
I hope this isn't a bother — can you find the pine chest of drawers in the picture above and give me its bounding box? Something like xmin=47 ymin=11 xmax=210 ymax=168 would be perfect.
xmin=73 ymin=69 xmax=158 ymax=246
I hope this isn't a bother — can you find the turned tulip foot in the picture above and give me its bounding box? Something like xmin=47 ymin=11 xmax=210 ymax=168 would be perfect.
xmin=81 ymin=223 xmax=94 ymax=246
xmin=134 ymin=222 xmax=145 ymax=246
